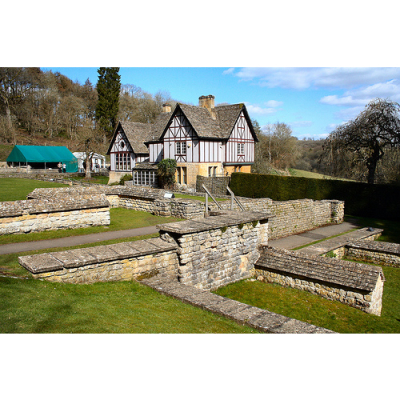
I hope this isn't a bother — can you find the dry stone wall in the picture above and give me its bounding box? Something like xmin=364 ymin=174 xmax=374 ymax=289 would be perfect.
xmin=345 ymin=240 xmax=400 ymax=267
xmin=0 ymin=193 xmax=110 ymax=235
xmin=157 ymin=211 xmax=271 ymax=291
xmin=196 ymin=175 xmax=231 ymax=196
xmin=19 ymin=212 xmax=271 ymax=291
xmin=19 ymin=238 xmax=178 ymax=284
xmin=209 ymin=198 xmax=344 ymax=240
xmin=255 ymin=246 xmax=385 ymax=316
xmin=100 ymin=185 xmax=344 ymax=238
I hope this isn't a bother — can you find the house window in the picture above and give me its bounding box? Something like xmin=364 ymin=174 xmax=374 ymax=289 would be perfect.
xmin=175 ymin=167 xmax=187 ymax=184
xmin=176 ymin=141 xmax=186 ymax=155
xmin=116 ymin=152 xmax=131 ymax=171
xmin=237 ymin=143 xmax=245 ymax=155
xmin=182 ymin=167 xmax=187 ymax=184
xmin=133 ymin=170 xmax=157 ymax=186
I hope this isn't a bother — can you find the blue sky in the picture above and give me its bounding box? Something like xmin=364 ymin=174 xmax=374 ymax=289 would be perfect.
xmin=41 ymin=67 xmax=400 ymax=140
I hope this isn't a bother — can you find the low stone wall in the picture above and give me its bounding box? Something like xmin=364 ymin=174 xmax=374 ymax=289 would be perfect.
xmin=196 ymin=175 xmax=231 ymax=196
xmin=209 ymin=198 xmax=344 ymax=240
xmin=20 ymin=212 xmax=271 ymax=291
xmin=255 ymin=246 xmax=385 ymax=316
xmin=101 ymin=186 xmax=344 ymax=238
xmin=0 ymin=193 xmax=110 ymax=235
xmin=157 ymin=211 xmax=271 ymax=291
xmin=13 ymin=184 xmax=345 ymax=240
xmin=117 ymin=196 xmax=204 ymax=219
xmin=19 ymin=238 xmax=178 ymax=284
xmin=345 ymin=240 xmax=400 ymax=267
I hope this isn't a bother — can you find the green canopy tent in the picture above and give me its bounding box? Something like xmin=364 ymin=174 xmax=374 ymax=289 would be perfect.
xmin=6 ymin=145 xmax=78 ymax=173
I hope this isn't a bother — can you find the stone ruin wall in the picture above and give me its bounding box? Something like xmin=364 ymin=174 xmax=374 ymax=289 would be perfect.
xmin=24 ymin=242 xmax=178 ymax=285
xmin=101 ymin=186 xmax=345 ymax=239
xmin=255 ymin=267 xmax=384 ymax=316
xmin=208 ymin=198 xmax=344 ymax=240
xmin=254 ymin=246 xmax=385 ymax=316
xmin=20 ymin=212 xmax=271 ymax=291
xmin=0 ymin=187 xmax=110 ymax=235
xmin=0 ymin=178 xmax=344 ymax=240
xmin=158 ymin=212 xmax=270 ymax=291
xmin=335 ymin=240 xmax=400 ymax=268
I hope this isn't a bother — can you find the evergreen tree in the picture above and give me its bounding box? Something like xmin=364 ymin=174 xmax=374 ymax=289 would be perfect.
xmin=95 ymin=67 xmax=121 ymax=139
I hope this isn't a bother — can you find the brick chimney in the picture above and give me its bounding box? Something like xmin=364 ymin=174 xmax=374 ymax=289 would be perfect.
xmin=199 ymin=95 xmax=216 ymax=119
xmin=162 ymin=103 xmax=172 ymax=113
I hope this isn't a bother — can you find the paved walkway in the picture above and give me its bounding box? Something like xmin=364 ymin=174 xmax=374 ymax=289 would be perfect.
xmin=141 ymin=274 xmax=334 ymax=334
xmin=0 ymin=225 xmax=159 ymax=255
xmin=268 ymin=221 xmax=360 ymax=250
xmin=1 ymin=221 xmax=363 ymax=256
xmin=296 ymin=227 xmax=382 ymax=257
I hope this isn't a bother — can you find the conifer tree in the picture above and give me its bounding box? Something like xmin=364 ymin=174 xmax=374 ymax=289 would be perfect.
xmin=95 ymin=67 xmax=121 ymax=140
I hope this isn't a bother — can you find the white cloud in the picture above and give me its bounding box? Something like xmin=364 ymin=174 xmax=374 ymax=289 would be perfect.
xmin=334 ymin=106 xmax=365 ymax=122
xmin=321 ymin=79 xmax=400 ymax=107
xmin=245 ymin=100 xmax=283 ymax=116
xmin=290 ymin=120 xmax=313 ymax=128
xmin=265 ymin=100 xmax=283 ymax=107
xmin=246 ymin=104 xmax=278 ymax=116
xmin=223 ymin=67 xmax=235 ymax=75
xmin=234 ymin=67 xmax=400 ymax=90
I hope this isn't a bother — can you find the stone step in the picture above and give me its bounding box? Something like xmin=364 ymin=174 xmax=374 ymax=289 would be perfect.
xmin=141 ymin=275 xmax=335 ymax=334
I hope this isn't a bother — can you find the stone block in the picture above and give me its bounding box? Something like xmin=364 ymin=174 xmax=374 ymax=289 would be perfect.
xmin=19 ymin=253 xmax=64 ymax=274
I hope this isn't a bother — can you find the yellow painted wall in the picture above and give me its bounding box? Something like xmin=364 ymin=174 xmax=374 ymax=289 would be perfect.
xmin=223 ymin=165 xmax=252 ymax=176
xmin=175 ymin=162 xmax=252 ymax=188
xmin=176 ymin=163 xmax=223 ymax=188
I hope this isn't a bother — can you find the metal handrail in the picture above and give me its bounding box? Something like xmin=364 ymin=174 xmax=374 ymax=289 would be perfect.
xmin=202 ymin=184 xmax=222 ymax=214
xmin=226 ymin=186 xmax=245 ymax=211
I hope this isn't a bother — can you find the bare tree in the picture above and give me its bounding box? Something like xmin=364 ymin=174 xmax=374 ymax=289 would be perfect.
xmin=322 ymin=98 xmax=400 ymax=184
xmin=76 ymin=116 xmax=106 ymax=179
xmin=0 ymin=68 xmax=39 ymax=143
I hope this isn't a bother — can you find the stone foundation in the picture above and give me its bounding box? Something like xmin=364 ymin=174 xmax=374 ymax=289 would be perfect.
xmin=345 ymin=240 xmax=400 ymax=267
xmin=98 ymin=186 xmax=345 ymax=239
xmin=19 ymin=238 xmax=178 ymax=284
xmin=0 ymin=191 xmax=110 ymax=235
xmin=209 ymin=197 xmax=344 ymax=240
xmin=20 ymin=212 xmax=272 ymax=291
xmin=157 ymin=211 xmax=271 ymax=290
xmin=255 ymin=246 xmax=385 ymax=316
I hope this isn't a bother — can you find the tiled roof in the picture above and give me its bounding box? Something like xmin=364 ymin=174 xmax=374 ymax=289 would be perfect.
xmin=116 ymin=101 xmax=256 ymax=151
xmin=148 ymin=102 xmax=255 ymax=142
xmin=119 ymin=121 xmax=152 ymax=154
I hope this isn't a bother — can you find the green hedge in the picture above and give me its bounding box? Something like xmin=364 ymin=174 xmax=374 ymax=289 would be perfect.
xmin=230 ymin=173 xmax=400 ymax=221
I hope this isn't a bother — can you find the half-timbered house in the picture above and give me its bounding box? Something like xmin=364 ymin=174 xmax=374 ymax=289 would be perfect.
xmin=107 ymin=95 xmax=258 ymax=187
xmin=107 ymin=121 xmax=151 ymax=183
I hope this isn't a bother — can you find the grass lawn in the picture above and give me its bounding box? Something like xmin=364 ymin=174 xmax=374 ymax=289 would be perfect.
xmin=0 ymin=177 xmax=68 ymax=201
xmin=289 ymin=168 xmax=355 ymax=181
xmin=0 ymin=231 xmax=257 ymax=334
xmin=0 ymin=144 xmax=14 ymax=162
xmin=215 ymin=214 xmax=400 ymax=333
xmin=0 ymin=276 xmax=257 ymax=333
xmin=173 ymin=193 xmax=227 ymax=202
xmin=69 ymin=175 xmax=110 ymax=185
xmin=0 ymin=234 xmax=258 ymax=333
xmin=214 ymin=265 xmax=400 ymax=333
xmin=0 ymin=207 xmax=183 ymax=245
xmin=289 ymin=168 xmax=329 ymax=179
xmin=345 ymin=214 xmax=400 ymax=243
